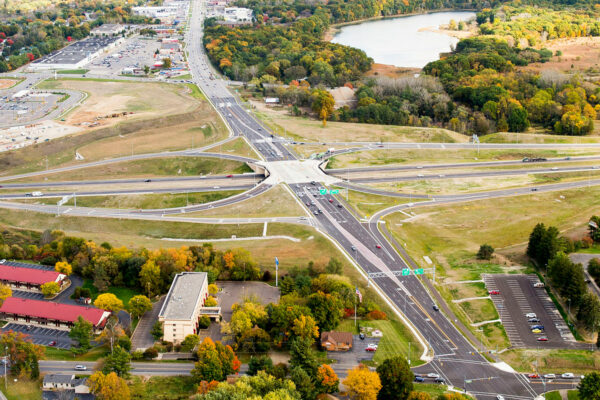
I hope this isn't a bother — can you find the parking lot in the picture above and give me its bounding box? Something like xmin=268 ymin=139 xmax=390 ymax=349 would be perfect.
xmin=89 ymin=36 xmax=162 ymax=76
xmin=484 ymin=274 xmax=576 ymax=348
xmin=0 ymin=260 xmax=53 ymax=270
xmin=2 ymin=323 xmax=73 ymax=349
xmin=327 ymin=335 xmax=381 ymax=374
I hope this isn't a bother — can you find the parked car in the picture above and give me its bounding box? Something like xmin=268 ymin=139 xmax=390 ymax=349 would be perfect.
xmin=526 ymin=313 xmax=537 ymax=318
xmin=427 ymin=373 xmax=440 ymax=379
xmin=531 ymin=325 xmax=544 ymax=330
xmin=0 ymin=260 xmax=5 ymax=264
xmin=359 ymin=333 xmax=365 ymax=340
xmin=537 ymin=337 xmax=548 ymax=342
xmin=528 ymin=318 xmax=540 ymax=323
xmin=489 ymin=290 xmax=500 ymax=295
xmin=434 ymin=377 xmax=446 ymax=383
xmin=49 ymin=341 xmax=56 ymax=346
xmin=533 ymin=283 xmax=545 ymax=288
xmin=414 ymin=376 xmax=425 ymax=382
xmin=561 ymin=373 xmax=574 ymax=379
xmin=543 ymin=374 xmax=556 ymax=379
xmin=365 ymin=344 xmax=378 ymax=352
xmin=531 ymin=328 xmax=542 ymax=334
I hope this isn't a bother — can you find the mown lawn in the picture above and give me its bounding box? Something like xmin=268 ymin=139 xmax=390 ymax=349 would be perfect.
xmin=83 ymin=279 xmax=140 ymax=305
xmin=0 ymin=379 xmax=41 ymax=400
xmin=129 ymin=376 xmax=198 ymax=399
xmin=44 ymin=345 xmax=109 ymax=361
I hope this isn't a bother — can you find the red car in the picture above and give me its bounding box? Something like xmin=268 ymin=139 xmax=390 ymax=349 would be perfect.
xmin=528 ymin=374 xmax=540 ymax=379
xmin=49 ymin=341 xmax=56 ymax=346
xmin=328 ymin=199 xmax=334 ymax=203
xmin=376 ymin=244 xmax=382 ymax=249
xmin=537 ymin=337 xmax=548 ymax=342
xmin=226 ymin=174 xmax=233 ymax=178
xmin=489 ymin=290 xmax=500 ymax=295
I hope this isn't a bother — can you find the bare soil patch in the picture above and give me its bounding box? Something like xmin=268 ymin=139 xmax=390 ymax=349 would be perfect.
xmin=0 ymin=79 xmax=18 ymax=89
xmin=524 ymin=37 xmax=600 ymax=72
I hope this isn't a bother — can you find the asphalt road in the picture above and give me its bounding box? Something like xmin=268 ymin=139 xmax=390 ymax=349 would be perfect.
xmin=39 ymin=360 xmax=194 ymax=376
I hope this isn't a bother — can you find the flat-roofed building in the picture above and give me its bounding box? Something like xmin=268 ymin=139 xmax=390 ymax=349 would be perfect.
xmin=158 ymin=272 xmax=211 ymax=344
xmin=90 ymin=24 xmax=124 ymax=36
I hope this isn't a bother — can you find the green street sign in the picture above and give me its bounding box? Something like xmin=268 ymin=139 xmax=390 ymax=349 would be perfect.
xmin=330 ymin=189 xmax=340 ymax=194
xmin=465 ymin=380 xmax=472 ymax=384
xmin=401 ymin=269 xmax=411 ymax=276
xmin=319 ymin=189 xmax=327 ymax=195
xmin=414 ymin=269 xmax=424 ymax=275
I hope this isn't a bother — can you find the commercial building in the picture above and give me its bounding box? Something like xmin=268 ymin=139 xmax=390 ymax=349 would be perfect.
xmin=158 ymin=272 xmax=215 ymax=344
xmin=90 ymin=24 xmax=124 ymax=36
xmin=132 ymin=6 xmax=179 ymax=18
xmin=0 ymin=297 xmax=110 ymax=332
xmin=0 ymin=265 xmax=66 ymax=293
xmin=29 ymin=36 xmax=123 ymax=70
xmin=224 ymin=7 xmax=253 ymax=23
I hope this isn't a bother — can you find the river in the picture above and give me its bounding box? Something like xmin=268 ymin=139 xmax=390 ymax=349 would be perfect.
xmin=331 ymin=11 xmax=476 ymax=69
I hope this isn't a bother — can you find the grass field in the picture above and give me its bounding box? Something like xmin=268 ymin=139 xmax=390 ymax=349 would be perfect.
xmin=370 ymin=169 xmax=600 ymax=195
xmin=214 ymin=137 xmax=260 ymax=159
xmin=28 ymin=190 xmax=244 ymax=210
xmin=186 ymin=185 xmax=305 ymax=218
xmin=0 ymin=379 xmax=42 ymax=400
xmin=499 ymin=348 xmax=600 ymax=374
xmin=83 ymin=279 xmax=140 ymax=305
xmin=44 ymin=345 xmax=109 ymax=361
xmin=0 ymin=80 xmax=228 ymax=176
xmin=335 ymin=188 xmax=423 ymax=218
xmin=57 ymin=69 xmax=89 ymax=74
xmin=481 ymin=131 xmax=600 ymax=144
xmin=254 ymin=108 xmax=468 ymax=143
xmin=327 ymin=148 xmax=600 ymax=169
xmin=545 ymin=391 xmax=562 ymax=400
xmin=129 ymin=376 xmax=197 ymax=400
xmin=9 ymin=157 xmax=251 ymax=183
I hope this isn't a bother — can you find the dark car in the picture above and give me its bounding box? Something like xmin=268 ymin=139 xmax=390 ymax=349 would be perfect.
xmin=414 ymin=376 xmax=425 ymax=382
xmin=337 ymin=204 xmax=343 ymax=208
xmin=144 ymin=179 xmax=152 ymax=182
xmin=531 ymin=325 xmax=544 ymax=330
xmin=433 ymin=305 xmax=440 ymax=311
xmin=528 ymin=318 xmax=540 ymax=323
xmin=359 ymin=333 xmax=365 ymax=340
xmin=434 ymin=377 xmax=446 ymax=383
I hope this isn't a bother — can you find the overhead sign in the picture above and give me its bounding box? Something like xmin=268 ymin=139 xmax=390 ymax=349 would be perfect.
xmin=414 ymin=269 xmax=424 ymax=275
xmin=401 ymin=269 xmax=410 ymax=276
xmin=319 ymin=189 xmax=340 ymax=195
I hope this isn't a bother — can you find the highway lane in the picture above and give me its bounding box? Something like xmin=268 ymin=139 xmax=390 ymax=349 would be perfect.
xmin=320 ymin=141 xmax=600 ymax=150
xmin=325 ymin=155 xmax=600 ymax=174
xmin=0 ymin=173 xmax=264 ymax=189
xmin=346 ymin=165 xmax=600 ymax=183
xmin=0 ymin=145 xmax=255 ymax=182
xmin=0 ymin=184 xmax=256 ymax=199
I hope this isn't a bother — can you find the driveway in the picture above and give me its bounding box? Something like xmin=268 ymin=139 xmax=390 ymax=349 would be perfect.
xmin=569 ymin=253 xmax=600 ymax=299
xmin=131 ymin=296 xmax=165 ymax=351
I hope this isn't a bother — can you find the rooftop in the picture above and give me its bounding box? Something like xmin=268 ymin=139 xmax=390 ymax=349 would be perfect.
xmin=159 ymin=272 xmax=207 ymax=320
xmin=32 ymin=36 xmax=119 ymax=66
xmin=0 ymin=265 xmax=64 ymax=285
xmin=0 ymin=297 xmax=110 ymax=327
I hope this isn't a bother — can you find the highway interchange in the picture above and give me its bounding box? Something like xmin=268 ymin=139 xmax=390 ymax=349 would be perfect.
xmin=1 ymin=1 xmax=599 ymax=397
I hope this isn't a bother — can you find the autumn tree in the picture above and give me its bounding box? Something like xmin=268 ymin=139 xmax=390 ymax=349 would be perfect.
xmin=181 ymin=334 xmax=200 ymax=352
xmin=408 ymin=392 xmax=432 ymax=400
xmin=316 ymin=364 xmax=339 ymax=394
xmin=88 ymin=371 xmax=130 ymax=400
xmin=55 ymin=261 xmax=72 ymax=275
xmin=0 ymin=331 xmax=44 ymax=379
xmin=139 ymin=260 xmax=161 ymax=297
xmin=94 ymin=293 xmax=124 ymax=312
xmin=192 ymin=338 xmax=240 ymax=383
xmin=41 ymin=281 xmax=61 ymax=297
xmin=0 ymin=284 xmax=11 ymax=306
xmin=69 ymin=316 xmax=93 ymax=354
xmin=343 ymin=364 xmax=382 ymax=400
xmin=128 ymin=295 xmax=152 ymax=320
xmin=376 ymin=356 xmax=413 ymax=400
xmin=311 ymin=89 xmax=335 ymax=126
xmin=292 ymin=314 xmax=319 ymax=341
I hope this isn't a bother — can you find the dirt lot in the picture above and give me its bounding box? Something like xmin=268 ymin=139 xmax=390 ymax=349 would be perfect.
xmin=38 ymin=79 xmax=200 ymax=129
xmin=524 ymin=37 xmax=600 ymax=72
xmin=0 ymin=79 xmax=19 ymax=89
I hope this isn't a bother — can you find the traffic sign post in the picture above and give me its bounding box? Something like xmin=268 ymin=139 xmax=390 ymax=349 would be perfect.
xmin=414 ymin=269 xmax=424 ymax=275
xmin=319 ymin=189 xmax=327 ymax=195
xmin=330 ymin=189 xmax=339 ymax=194
xmin=401 ymin=269 xmax=410 ymax=276
xmin=275 ymin=257 xmax=279 ymax=287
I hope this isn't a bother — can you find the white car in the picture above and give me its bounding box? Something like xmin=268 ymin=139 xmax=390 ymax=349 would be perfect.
xmin=543 ymin=374 xmax=556 ymax=379
xmin=561 ymin=373 xmax=574 ymax=379
xmin=74 ymin=365 xmax=87 ymax=371
xmin=525 ymin=313 xmax=537 ymax=318
xmin=497 ymin=395 xmax=505 ymax=400
xmin=427 ymin=373 xmax=440 ymax=378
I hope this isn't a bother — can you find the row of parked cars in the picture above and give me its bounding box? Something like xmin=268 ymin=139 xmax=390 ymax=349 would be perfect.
xmin=414 ymin=373 xmax=445 ymax=383
xmin=525 ymin=312 xmax=549 ymax=341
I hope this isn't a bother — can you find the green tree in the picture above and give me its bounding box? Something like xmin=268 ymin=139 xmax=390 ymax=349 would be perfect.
xmin=139 ymin=260 xmax=161 ymax=297
xmin=0 ymin=331 xmax=44 ymax=379
xmin=102 ymin=345 xmax=131 ymax=377
xmin=151 ymin=321 xmax=163 ymax=340
xmin=289 ymin=336 xmax=318 ymax=377
xmin=325 ymin=257 xmax=343 ymax=274
xmin=181 ymin=334 xmax=200 ymax=352
xmin=291 ymin=366 xmax=317 ymax=400
xmin=248 ymin=355 xmax=273 ymax=376
xmin=476 ymin=244 xmax=494 ymax=260
xmin=307 ymin=291 xmax=343 ymax=333
xmin=238 ymin=326 xmax=271 ymax=353
xmin=128 ymin=295 xmax=152 ymax=320
xmin=69 ymin=316 xmax=93 ymax=354
xmin=589 ymin=259 xmax=600 ymax=281
xmin=589 ymin=216 xmax=600 ymax=242
xmin=579 ymin=372 xmax=600 ymax=400
xmin=376 ymin=356 xmax=414 ymax=400
xmin=577 ymin=292 xmax=600 ymax=332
